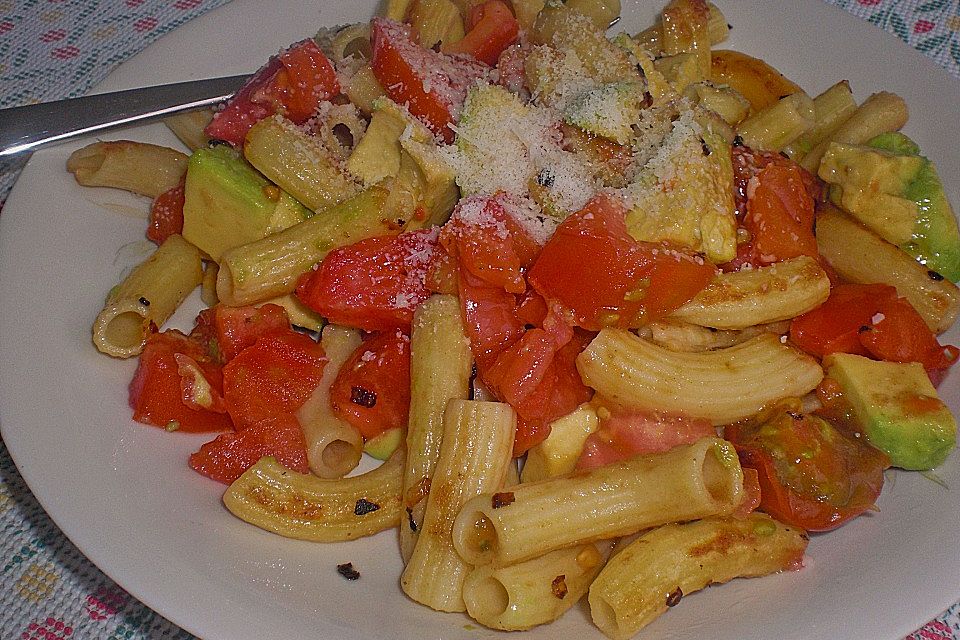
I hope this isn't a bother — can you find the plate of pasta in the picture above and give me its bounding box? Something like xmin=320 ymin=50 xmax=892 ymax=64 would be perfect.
xmin=1 ymin=0 xmax=960 ymax=639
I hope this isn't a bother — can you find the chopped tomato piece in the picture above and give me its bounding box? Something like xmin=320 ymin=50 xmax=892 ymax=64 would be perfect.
xmin=575 ymin=404 xmax=717 ymax=471
xmin=790 ymin=283 xmax=958 ymax=378
xmin=188 ymin=413 xmax=309 ymax=484
xmin=205 ymin=39 xmax=339 ymax=146
xmin=440 ymin=194 xmax=541 ymax=294
xmin=296 ymin=228 xmax=439 ymax=332
xmin=528 ymin=194 xmax=716 ymax=330
xmin=726 ymin=146 xmax=821 ymax=270
xmin=211 ymin=303 xmax=291 ymax=362
xmin=495 ymin=43 xmax=527 ymax=96
xmin=129 ymin=331 xmax=233 ymax=433
xmin=457 ymin=267 xmax=525 ymax=370
xmin=147 ymin=179 xmax=185 ymax=245
xmin=329 ymin=330 xmax=411 ymax=441
xmin=727 ymin=408 xmax=889 ymax=532
xmin=222 ymin=330 xmax=327 ymax=429
xmin=444 ymin=0 xmax=519 ymax=66
xmin=371 ymin=17 xmax=491 ymax=143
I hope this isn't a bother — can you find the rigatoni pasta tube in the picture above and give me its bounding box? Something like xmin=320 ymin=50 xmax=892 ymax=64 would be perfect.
xmin=223 ymin=449 xmax=403 ymax=542
xmin=401 ymin=295 xmax=473 ymax=562
xmin=817 ymin=206 xmax=960 ymax=333
xmin=401 ymin=400 xmax=516 ymax=612
xmin=463 ymin=539 xmax=615 ymax=631
xmin=216 ymin=185 xmax=394 ymax=306
xmin=589 ymin=513 xmax=808 ymax=640
xmin=800 ymin=91 xmax=908 ymax=173
xmin=67 ymin=141 xmax=187 ymax=199
xmin=576 ymin=329 xmax=823 ymax=424
xmin=244 ymin=115 xmax=359 ymax=213
xmin=667 ymin=255 xmax=830 ymax=330
xmin=296 ymin=325 xmax=364 ymax=478
xmin=92 ymin=234 xmax=202 ymax=358
xmin=452 ymin=437 xmax=744 ymax=567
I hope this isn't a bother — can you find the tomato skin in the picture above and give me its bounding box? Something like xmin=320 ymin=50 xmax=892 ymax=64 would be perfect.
xmin=725 ymin=146 xmax=821 ymax=270
xmin=726 ymin=410 xmax=889 ymax=532
xmin=790 ymin=283 xmax=959 ymax=377
xmin=440 ymin=193 xmax=541 ymax=294
xmin=329 ymin=330 xmax=411 ymax=441
xmin=575 ymin=404 xmax=717 ymax=471
xmin=205 ymin=39 xmax=339 ymax=146
xmin=444 ymin=0 xmax=519 ymax=66
xmin=371 ymin=17 xmax=491 ymax=143
xmin=457 ymin=267 xmax=526 ymax=370
xmin=188 ymin=413 xmax=309 ymax=484
xmin=296 ymin=228 xmax=439 ymax=332
xmin=129 ymin=331 xmax=233 ymax=433
xmin=528 ymin=194 xmax=716 ymax=330
xmin=147 ymin=179 xmax=185 ymax=245
xmin=211 ymin=303 xmax=291 ymax=362
xmin=222 ymin=330 xmax=327 ymax=430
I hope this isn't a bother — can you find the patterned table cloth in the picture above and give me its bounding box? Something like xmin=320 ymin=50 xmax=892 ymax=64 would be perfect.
xmin=0 ymin=0 xmax=959 ymax=638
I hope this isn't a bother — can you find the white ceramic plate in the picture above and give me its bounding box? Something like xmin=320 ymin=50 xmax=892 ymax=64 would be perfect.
xmin=2 ymin=1 xmax=958 ymax=639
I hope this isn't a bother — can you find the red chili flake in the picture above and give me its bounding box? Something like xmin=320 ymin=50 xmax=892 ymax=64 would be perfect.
xmin=491 ymin=492 xmax=515 ymax=509
xmin=551 ymin=575 xmax=568 ymax=599
xmin=666 ymin=587 xmax=683 ymax=607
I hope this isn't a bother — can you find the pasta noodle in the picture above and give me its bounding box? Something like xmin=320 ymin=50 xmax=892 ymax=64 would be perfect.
xmin=400 ymin=399 xmax=516 ymax=612
xmin=576 ymin=329 xmax=823 ymax=424
xmin=296 ymin=325 xmax=365 ymax=478
xmin=400 ymin=295 xmax=473 ymax=561
xmin=452 ymin=437 xmax=745 ymax=567
xmin=223 ymin=449 xmax=404 ymax=542
xmin=215 ymin=185 xmax=395 ymax=306
xmin=92 ymin=234 xmax=202 ymax=358
xmin=67 ymin=140 xmax=187 ymax=199
xmin=463 ymin=539 xmax=615 ymax=630
xmin=667 ymin=255 xmax=830 ymax=330
xmin=588 ymin=513 xmax=809 ymax=639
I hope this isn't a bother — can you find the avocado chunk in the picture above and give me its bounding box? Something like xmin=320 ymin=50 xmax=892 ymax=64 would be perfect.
xmin=824 ymin=352 xmax=956 ymax=470
xmin=520 ymin=404 xmax=600 ymax=482
xmin=818 ymin=133 xmax=960 ymax=281
xmin=625 ymin=107 xmax=738 ymax=263
xmin=363 ymin=426 xmax=403 ymax=460
xmin=181 ymin=146 xmax=310 ymax=261
xmin=563 ymin=81 xmax=647 ymax=145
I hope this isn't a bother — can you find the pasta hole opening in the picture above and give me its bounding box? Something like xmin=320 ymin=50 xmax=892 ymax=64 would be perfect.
xmin=320 ymin=440 xmax=361 ymax=477
xmin=703 ymin=443 xmax=738 ymax=505
xmin=460 ymin=512 xmax=498 ymax=561
xmin=466 ymin=576 xmax=510 ymax=619
xmin=343 ymin=37 xmax=372 ymax=62
xmin=105 ymin=311 xmax=147 ymax=349
xmin=332 ymin=123 xmax=355 ymax=150
xmin=590 ymin=596 xmax=621 ymax=637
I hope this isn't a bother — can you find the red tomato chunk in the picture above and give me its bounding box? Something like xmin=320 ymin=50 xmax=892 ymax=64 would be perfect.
xmin=222 ymin=330 xmax=327 ymax=430
xmin=329 ymin=330 xmax=411 ymax=442
xmin=371 ymin=17 xmax=491 ymax=143
xmin=296 ymin=228 xmax=440 ymax=332
xmin=129 ymin=331 xmax=232 ymax=433
xmin=189 ymin=413 xmax=309 ymax=484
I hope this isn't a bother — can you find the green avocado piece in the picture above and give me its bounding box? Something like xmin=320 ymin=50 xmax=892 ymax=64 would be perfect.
xmin=818 ymin=142 xmax=923 ymax=245
xmin=824 ymin=353 xmax=957 ymax=470
xmin=363 ymin=427 xmax=403 ymax=460
xmin=181 ymin=146 xmax=310 ymax=261
xmin=869 ymin=133 xmax=960 ymax=282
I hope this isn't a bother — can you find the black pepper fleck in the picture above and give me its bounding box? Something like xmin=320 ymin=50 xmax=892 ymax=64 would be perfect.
xmin=138 ymin=297 xmax=151 ymax=307
xmin=350 ymin=386 xmax=377 ymax=408
xmin=354 ymin=498 xmax=381 ymax=516
xmin=928 ymin=269 xmax=945 ymax=281
xmin=337 ymin=562 xmax=360 ymax=580
xmin=733 ymin=135 xmax=744 ymax=147
xmin=406 ymin=507 xmax=418 ymax=532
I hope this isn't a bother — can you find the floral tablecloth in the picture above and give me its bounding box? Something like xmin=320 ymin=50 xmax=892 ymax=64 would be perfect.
xmin=1 ymin=0 xmax=959 ymax=638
